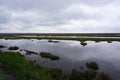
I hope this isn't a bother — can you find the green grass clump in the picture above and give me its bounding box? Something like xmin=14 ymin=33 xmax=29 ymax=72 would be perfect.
xmin=25 ymin=50 xmax=38 ymax=55
xmin=40 ymin=52 xmax=60 ymax=60
xmin=69 ymin=69 xmax=83 ymax=80
xmin=8 ymin=46 xmax=19 ymax=50
xmin=0 ymin=51 xmax=52 ymax=80
xmin=69 ymin=61 xmax=112 ymax=80
xmin=0 ymin=45 xmax=5 ymax=48
xmin=69 ymin=69 xmax=97 ymax=80
xmin=0 ymin=74 xmax=3 ymax=80
xmin=80 ymin=42 xmax=87 ymax=46
xmin=96 ymin=72 xmax=112 ymax=80
xmin=86 ymin=61 xmax=99 ymax=70
xmin=46 ymin=68 xmax=66 ymax=80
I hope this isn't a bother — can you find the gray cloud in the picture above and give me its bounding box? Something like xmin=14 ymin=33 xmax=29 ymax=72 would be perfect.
xmin=0 ymin=0 xmax=120 ymax=33
xmin=0 ymin=6 xmax=11 ymax=24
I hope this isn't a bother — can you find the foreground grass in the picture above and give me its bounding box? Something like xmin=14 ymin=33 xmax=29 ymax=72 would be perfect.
xmin=0 ymin=51 xmax=113 ymax=80
xmin=0 ymin=74 xmax=3 ymax=80
xmin=0 ymin=51 xmax=52 ymax=80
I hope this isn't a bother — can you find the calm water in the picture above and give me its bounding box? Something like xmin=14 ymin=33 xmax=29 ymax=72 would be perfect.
xmin=0 ymin=39 xmax=120 ymax=80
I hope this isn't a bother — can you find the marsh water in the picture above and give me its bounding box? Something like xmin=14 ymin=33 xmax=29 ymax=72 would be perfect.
xmin=0 ymin=39 xmax=120 ymax=80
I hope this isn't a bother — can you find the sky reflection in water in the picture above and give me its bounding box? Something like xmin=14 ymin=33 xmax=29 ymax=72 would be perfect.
xmin=0 ymin=39 xmax=120 ymax=79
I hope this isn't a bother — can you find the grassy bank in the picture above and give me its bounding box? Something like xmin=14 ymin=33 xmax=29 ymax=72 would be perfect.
xmin=0 ymin=51 xmax=113 ymax=80
xmin=0 ymin=51 xmax=52 ymax=80
xmin=0 ymin=74 xmax=3 ymax=80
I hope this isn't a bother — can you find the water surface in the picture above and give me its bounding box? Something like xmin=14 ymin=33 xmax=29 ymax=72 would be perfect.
xmin=0 ymin=39 xmax=120 ymax=80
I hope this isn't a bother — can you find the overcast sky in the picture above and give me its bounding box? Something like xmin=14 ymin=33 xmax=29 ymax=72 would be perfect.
xmin=0 ymin=0 xmax=120 ymax=33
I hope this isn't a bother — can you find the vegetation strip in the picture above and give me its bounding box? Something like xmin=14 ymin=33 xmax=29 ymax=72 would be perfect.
xmin=0 ymin=33 xmax=120 ymax=41
xmin=40 ymin=52 xmax=60 ymax=60
xmin=0 ymin=33 xmax=120 ymax=37
xmin=0 ymin=74 xmax=3 ymax=80
xmin=8 ymin=46 xmax=19 ymax=50
xmin=0 ymin=51 xmax=52 ymax=80
xmin=25 ymin=50 xmax=38 ymax=55
xmin=0 ymin=45 xmax=5 ymax=48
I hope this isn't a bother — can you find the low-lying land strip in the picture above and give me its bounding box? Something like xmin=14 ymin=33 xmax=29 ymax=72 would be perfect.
xmin=0 ymin=33 xmax=120 ymax=41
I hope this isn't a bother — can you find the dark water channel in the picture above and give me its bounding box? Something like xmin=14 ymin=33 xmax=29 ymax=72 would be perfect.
xmin=0 ymin=39 xmax=120 ymax=80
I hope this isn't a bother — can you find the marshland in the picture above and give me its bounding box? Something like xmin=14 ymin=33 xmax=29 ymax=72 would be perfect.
xmin=0 ymin=33 xmax=120 ymax=80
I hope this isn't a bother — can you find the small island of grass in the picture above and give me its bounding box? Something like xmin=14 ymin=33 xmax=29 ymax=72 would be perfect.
xmin=48 ymin=40 xmax=59 ymax=43
xmin=25 ymin=50 xmax=38 ymax=55
xmin=69 ymin=61 xmax=112 ymax=80
xmin=8 ymin=46 xmax=19 ymax=50
xmin=80 ymin=41 xmax=87 ymax=46
xmin=0 ymin=45 xmax=5 ymax=48
xmin=86 ymin=61 xmax=99 ymax=70
xmin=40 ymin=52 xmax=60 ymax=60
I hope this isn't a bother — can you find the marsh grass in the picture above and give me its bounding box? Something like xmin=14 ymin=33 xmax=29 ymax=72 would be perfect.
xmin=0 ymin=33 xmax=120 ymax=42
xmin=69 ymin=61 xmax=112 ymax=80
xmin=46 ymin=68 xmax=67 ymax=80
xmin=0 ymin=51 xmax=52 ymax=80
xmin=48 ymin=39 xmax=59 ymax=43
xmin=107 ymin=41 xmax=112 ymax=43
xmin=69 ymin=69 xmax=97 ymax=80
xmin=0 ymin=74 xmax=3 ymax=80
xmin=25 ymin=50 xmax=38 ymax=55
xmin=40 ymin=52 xmax=60 ymax=60
xmin=96 ymin=72 xmax=112 ymax=80
xmin=86 ymin=61 xmax=99 ymax=70
xmin=0 ymin=45 xmax=5 ymax=48
xmin=0 ymin=51 xmax=113 ymax=80
xmin=8 ymin=46 xmax=19 ymax=50
xmin=80 ymin=42 xmax=87 ymax=46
